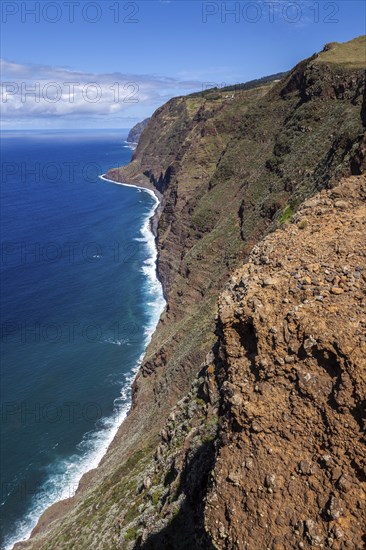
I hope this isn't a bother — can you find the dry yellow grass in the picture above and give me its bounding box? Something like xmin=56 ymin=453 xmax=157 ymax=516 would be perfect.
xmin=317 ymin=35 xmax=366 ymax=68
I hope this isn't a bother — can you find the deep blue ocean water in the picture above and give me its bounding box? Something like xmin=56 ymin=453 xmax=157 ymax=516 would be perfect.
xmin=0 ymin=129 xmax=164 ymax=548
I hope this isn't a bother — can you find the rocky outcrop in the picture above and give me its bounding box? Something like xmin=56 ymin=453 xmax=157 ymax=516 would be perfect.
xmin=205 ymin=175 xmax=366 ymax=549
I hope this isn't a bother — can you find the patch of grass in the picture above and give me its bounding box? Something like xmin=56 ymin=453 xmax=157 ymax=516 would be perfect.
xmin=317 ymin=36 xmax=366 ymax=68
xmin=279 ymin=205 xmax=294 ymax=225
xmin=125 ymin=527 xmax=138 ymax=542
xmin=124 ymin=500 xmax=141 ymax=524
xmin=152 ymin=488 xmax=163 ymax=506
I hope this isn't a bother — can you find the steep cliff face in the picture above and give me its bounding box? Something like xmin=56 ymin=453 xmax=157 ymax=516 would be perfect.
xmin=110 ymin=175 xmax=365 ymax=550
xmin=15 ymin=37 xmax=365 ymax=550
xmin=111 ymin=35 xmax=365 ymax=448
xmin=206 ymin=175 xmax=366 ymax=549
xmin=127 ymin=118 xmax=151 ymax=144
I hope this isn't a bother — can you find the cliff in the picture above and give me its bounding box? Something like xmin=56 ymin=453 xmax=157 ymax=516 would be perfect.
xmin=15 ymin=36 xmax=365 ymax=550
xmin=127 ymin=119 xmax=151 ymax=144
xmin=207 ymin=174 xmax=366 ymax=549
xmin=126 ymin=174 xmax=365 ymax=549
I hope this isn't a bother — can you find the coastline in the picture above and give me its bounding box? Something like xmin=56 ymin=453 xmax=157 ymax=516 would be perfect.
xmin=99 ymin=173 xmax=161 ymax=203
xmin=10 ymin=175 xmax=166 ymax=550
xmin=100 ymin=174 xmax=164 ymax=240
xmin=99 ymin=173 xmax=167 ymax=302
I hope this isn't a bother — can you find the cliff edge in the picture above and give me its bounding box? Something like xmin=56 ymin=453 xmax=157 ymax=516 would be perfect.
xmin=207 ymin=175 xmax=366 ymax=549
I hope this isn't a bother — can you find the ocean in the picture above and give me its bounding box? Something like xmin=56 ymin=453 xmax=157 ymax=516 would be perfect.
xmin=0 ymin=129 xmax=165 ymax=548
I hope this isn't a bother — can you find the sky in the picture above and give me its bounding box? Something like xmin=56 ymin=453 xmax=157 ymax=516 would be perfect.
xmin=1 ymin=0 xmax=365 ymax=129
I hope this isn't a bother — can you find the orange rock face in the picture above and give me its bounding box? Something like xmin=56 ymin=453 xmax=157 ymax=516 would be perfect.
xmin=206 ymin=176 xmax=366 ymax=549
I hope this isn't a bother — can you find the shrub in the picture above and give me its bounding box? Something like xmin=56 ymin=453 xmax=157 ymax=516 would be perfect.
xmin=279 ymin=205 xmax=294 ymax=225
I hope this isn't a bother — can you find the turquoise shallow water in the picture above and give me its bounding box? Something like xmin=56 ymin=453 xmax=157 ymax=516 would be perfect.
xmin=0 ymin=130 xmax=164 ymax=548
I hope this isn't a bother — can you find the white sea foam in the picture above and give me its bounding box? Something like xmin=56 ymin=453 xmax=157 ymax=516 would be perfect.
xmin=122 ymin=141 xmax=137 ymax=151
xmin=6 ymin=175 xmax=165 ymax=550
xmin=102 ymin=336 xmax=129 ymax=346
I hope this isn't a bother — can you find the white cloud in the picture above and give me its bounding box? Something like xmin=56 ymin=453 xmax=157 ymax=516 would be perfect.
xmin=0 ymin=59 xmax=202 ymax=126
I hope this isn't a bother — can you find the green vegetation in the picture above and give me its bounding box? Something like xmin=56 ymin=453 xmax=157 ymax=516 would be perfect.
xmin=188 ymin=71 xmax=288 ymax=98
xmin=124 ymin=527 xmax=138 ymax=542
xmin=317 ymin=35 xmax=366 ymax=68
xmin=279 ymin=205 xmax=294 ymax=225
xmin=124 ymin=501 xmax=141 ymax=524
xmin=152 ymin=488 xmax=163 ymax=506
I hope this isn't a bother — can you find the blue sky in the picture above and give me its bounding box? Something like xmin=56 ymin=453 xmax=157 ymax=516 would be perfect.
xmin=1 ymin=0 xmax=365 ymax=129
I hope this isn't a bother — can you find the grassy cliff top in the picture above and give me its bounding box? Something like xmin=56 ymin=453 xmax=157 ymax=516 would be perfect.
xmin=316 ymin=35 xmax=366 ymax=68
